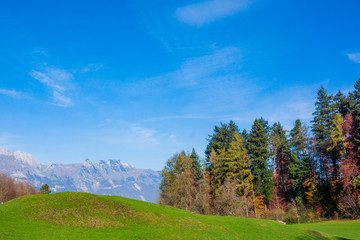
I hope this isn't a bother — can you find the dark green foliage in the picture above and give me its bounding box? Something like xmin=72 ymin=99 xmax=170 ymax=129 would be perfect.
xmin=312 ymin=86 xmax=347 ymax=216
xmin=248 ymin=118 xmax=273 ymax=203
xmin=271 ymin=122 xmax=292 ymax=202
xmin=205 ymin=120 xmax=239 ymax=159
xmin=190 ymin=148 xmax=202 ymax=180
xmin=352 ymin=79 xmax=360 ymax=146
xmin=312 ymin=86 xmax=335 ymax=153
xmin=241 ymin=129 xmax=250 ymax=149
xmin=288 ymin=119 xmax=312 ymax=199
xmin=312 ymin=85 xmax=336 ymax=190
xmin=334 ymin=91 xmax=352 ymax=117
xmin=40 ymin=184 xmax=51 ymax=194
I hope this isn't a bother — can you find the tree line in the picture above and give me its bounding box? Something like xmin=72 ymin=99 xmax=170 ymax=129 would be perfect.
xmin=0 ymin=173 xmax=39 ymax=203
xmin=0 ymin=173 xmax=52 ymax=203
xmin=159 ymin=79 xmax=360 ymax=222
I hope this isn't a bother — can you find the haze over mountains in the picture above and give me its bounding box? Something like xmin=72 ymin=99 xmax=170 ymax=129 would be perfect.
xmin=0 ymin=148 xmax=161 ymax=203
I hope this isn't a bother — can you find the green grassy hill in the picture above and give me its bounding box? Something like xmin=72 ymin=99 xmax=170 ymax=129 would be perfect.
xmin=0 ymin=192 xmax=357 ymax=239
xmin=293 ymin=220 xmax=360 ymax=240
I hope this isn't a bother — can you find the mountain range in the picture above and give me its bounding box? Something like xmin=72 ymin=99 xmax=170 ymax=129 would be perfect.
xmin=0 ymin=148 xmax=161 ymax=203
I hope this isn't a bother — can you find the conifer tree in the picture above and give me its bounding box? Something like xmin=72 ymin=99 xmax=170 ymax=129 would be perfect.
xmin=190 ymin=148 xmax=202 ymax=180
xmin=351 ymin=79 xmax=360 ymax=147
xmin=205 ymin=120 xmax=239 ymax=159
xmin=312 ymin=86 xmax=335 ymax=184
xmin=270 ymin=122 xmax=292 ymax=204
xmin=248 ymin=118 xmax=273 ymax=204
xmin=216 ymin=133 xmax=253 ymax=196
xmin=334 ymin=91 xmax=352 ymax=117
xmin=289 ymin=119 xmax=312 ymax=199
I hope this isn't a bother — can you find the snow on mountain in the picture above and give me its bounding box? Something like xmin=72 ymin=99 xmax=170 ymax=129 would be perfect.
xmin=0 ymin=148 xmax=161 ymax=203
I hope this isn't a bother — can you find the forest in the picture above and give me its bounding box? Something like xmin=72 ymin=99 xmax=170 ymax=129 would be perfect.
xmin=159 ymin=79 xmax=360 ymax=223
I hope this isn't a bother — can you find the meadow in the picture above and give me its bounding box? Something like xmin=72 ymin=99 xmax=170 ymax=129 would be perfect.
xmin=0 ymin=192 xmax=358 ymax=240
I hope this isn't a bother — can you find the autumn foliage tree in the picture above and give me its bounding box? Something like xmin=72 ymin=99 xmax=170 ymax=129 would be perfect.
xmin=0 ymin=173 xmax=38 ymax=203
xmin=159 ymin=78 xmax=360 ymax=221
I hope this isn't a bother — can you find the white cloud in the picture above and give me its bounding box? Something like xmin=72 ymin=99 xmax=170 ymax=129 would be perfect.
xmin=175 ymin=0 xmax=251 ymax=26
xmin=131 ymin=126 xmax=158 ymax=143
xmin=30 ymin=67 xmax=74 ymax=107
xmin=0 ymin=133 xmax=22 ymax=149
xmin=347 ymin=53 xmax=360 ymax=64
xmin=126 ymin=46 xmax=259 ymax=116
xmin=81 ymin=64 xmax=104 ymax=73
xmin=52 ymin=91 xmax=72 ymax=107
xmin=131 ymin=47 xmax=242 ymax=92
xmin=0 ymin=89 xmax=27 ymax=99
xmin=141 ymin=114 xmax=222 ymax=122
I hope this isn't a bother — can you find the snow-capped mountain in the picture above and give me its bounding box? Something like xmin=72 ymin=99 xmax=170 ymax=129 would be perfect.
xmin=0 ymin=148 xmax=161 ymax=203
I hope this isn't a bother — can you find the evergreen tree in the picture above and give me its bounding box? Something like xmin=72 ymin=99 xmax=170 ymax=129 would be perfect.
xmin=312 ymin=86 xmax=335 ymax=184
xmin=216 ymin=133 xmax=253 ymax=196
xmin=205 ymin=120 xmax=239 ymax=159
xmin=241 ymin=129 xmax=250 ymax=150
xmin=288 ymin=119 xmax=312 ymax=199
xmin=271 ymin=122 xmax=292 ymax=204
xmin=351 ymin=79 xmax=360 ymax=147
xmin=334 ymin=91 xmax=352 ymax=117
xmin=190 ymin=148 xmax=202 ymax=180
xmin=248 ymin=118 xmax=273 ymax=204
xmin=40 ymin=184 xmax=51 ymax=194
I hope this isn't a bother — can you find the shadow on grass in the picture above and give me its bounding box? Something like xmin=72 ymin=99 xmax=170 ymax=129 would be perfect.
xmin=296 ymin=230 xmax=353 ymax=240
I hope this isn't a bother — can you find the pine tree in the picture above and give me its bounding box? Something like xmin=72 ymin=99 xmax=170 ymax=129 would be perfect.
xmin=288 ymin=119 xmax=312 ymax=199
xmin=248 ymin=118 xmax=273 ymax=204
xmin=205 ymin=120 xmax=239 ymax=159
xmin=312 ymin=86 xmax=335 ymax=182
xmin=334 ymin=91 xmax=352 ymax=117
xmin=190 ymin=148 xmax=202 ymax=180
xmin=216 ymin=133 xmax=253 ymax=196
xmin=40 ymin=184 xmax=51 ymax=194
xmin=351 ymin=79 xmax=360 ymax=151
xmin=270 ymin=122 xmax=292 ymax=204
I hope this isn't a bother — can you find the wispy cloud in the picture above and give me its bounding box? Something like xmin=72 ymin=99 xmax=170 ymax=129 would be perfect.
xmin=141 ymin=114 xmax=223 ymax=122
xmin=175 ymin=0 xmax=251 ymax=27
xmin=347 ymin=52 xmax=360 ymax=64
xmin=0 ymin=133 xmax=22 ymax=149
xmin=0 ymin=89 xmax=28 ymax=99
xmin=227 ymin=83 xmax=321 ymax=130
xmin=125 ymin=46 xmax=260 ymax=117
xmin=131 ymin=126 xmax=158 ymax=143
xmin=30 ymin=67 xmax=74 ymax=107
xmin=81 ymin=63 xmax=104 ymax=73
xmin=130 ymin=47 xmax=242 ymax=93
xmin=98 ymin=124 xmax=159 ymax=146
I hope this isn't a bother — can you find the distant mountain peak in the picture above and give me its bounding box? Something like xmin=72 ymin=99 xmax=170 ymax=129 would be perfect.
xmin=0 ymin=148 xmax=41 ymax=168
xmin=0 ymin=148 xmax=161 ymax=203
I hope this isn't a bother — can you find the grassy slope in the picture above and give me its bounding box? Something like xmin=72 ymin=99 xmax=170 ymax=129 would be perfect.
xmin=0 ymin=192 xmax=348 ymax=240
xmin=292 ymin=220 xmax=360 ymax=240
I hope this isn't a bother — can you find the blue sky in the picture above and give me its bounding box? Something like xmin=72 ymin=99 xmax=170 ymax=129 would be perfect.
xmin=1 ymin=0 xmax=360 ymax=170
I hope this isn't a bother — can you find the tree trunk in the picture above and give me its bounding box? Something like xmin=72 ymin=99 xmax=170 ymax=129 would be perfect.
xmin=252 ymin=183 xmax=257 ymax=218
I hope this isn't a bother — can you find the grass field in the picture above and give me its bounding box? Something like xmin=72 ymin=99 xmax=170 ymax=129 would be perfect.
xmin=0 ymin=192 xmax=358 ymax=239
xmin=292 ymin=220 xmax=360 ymax=240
